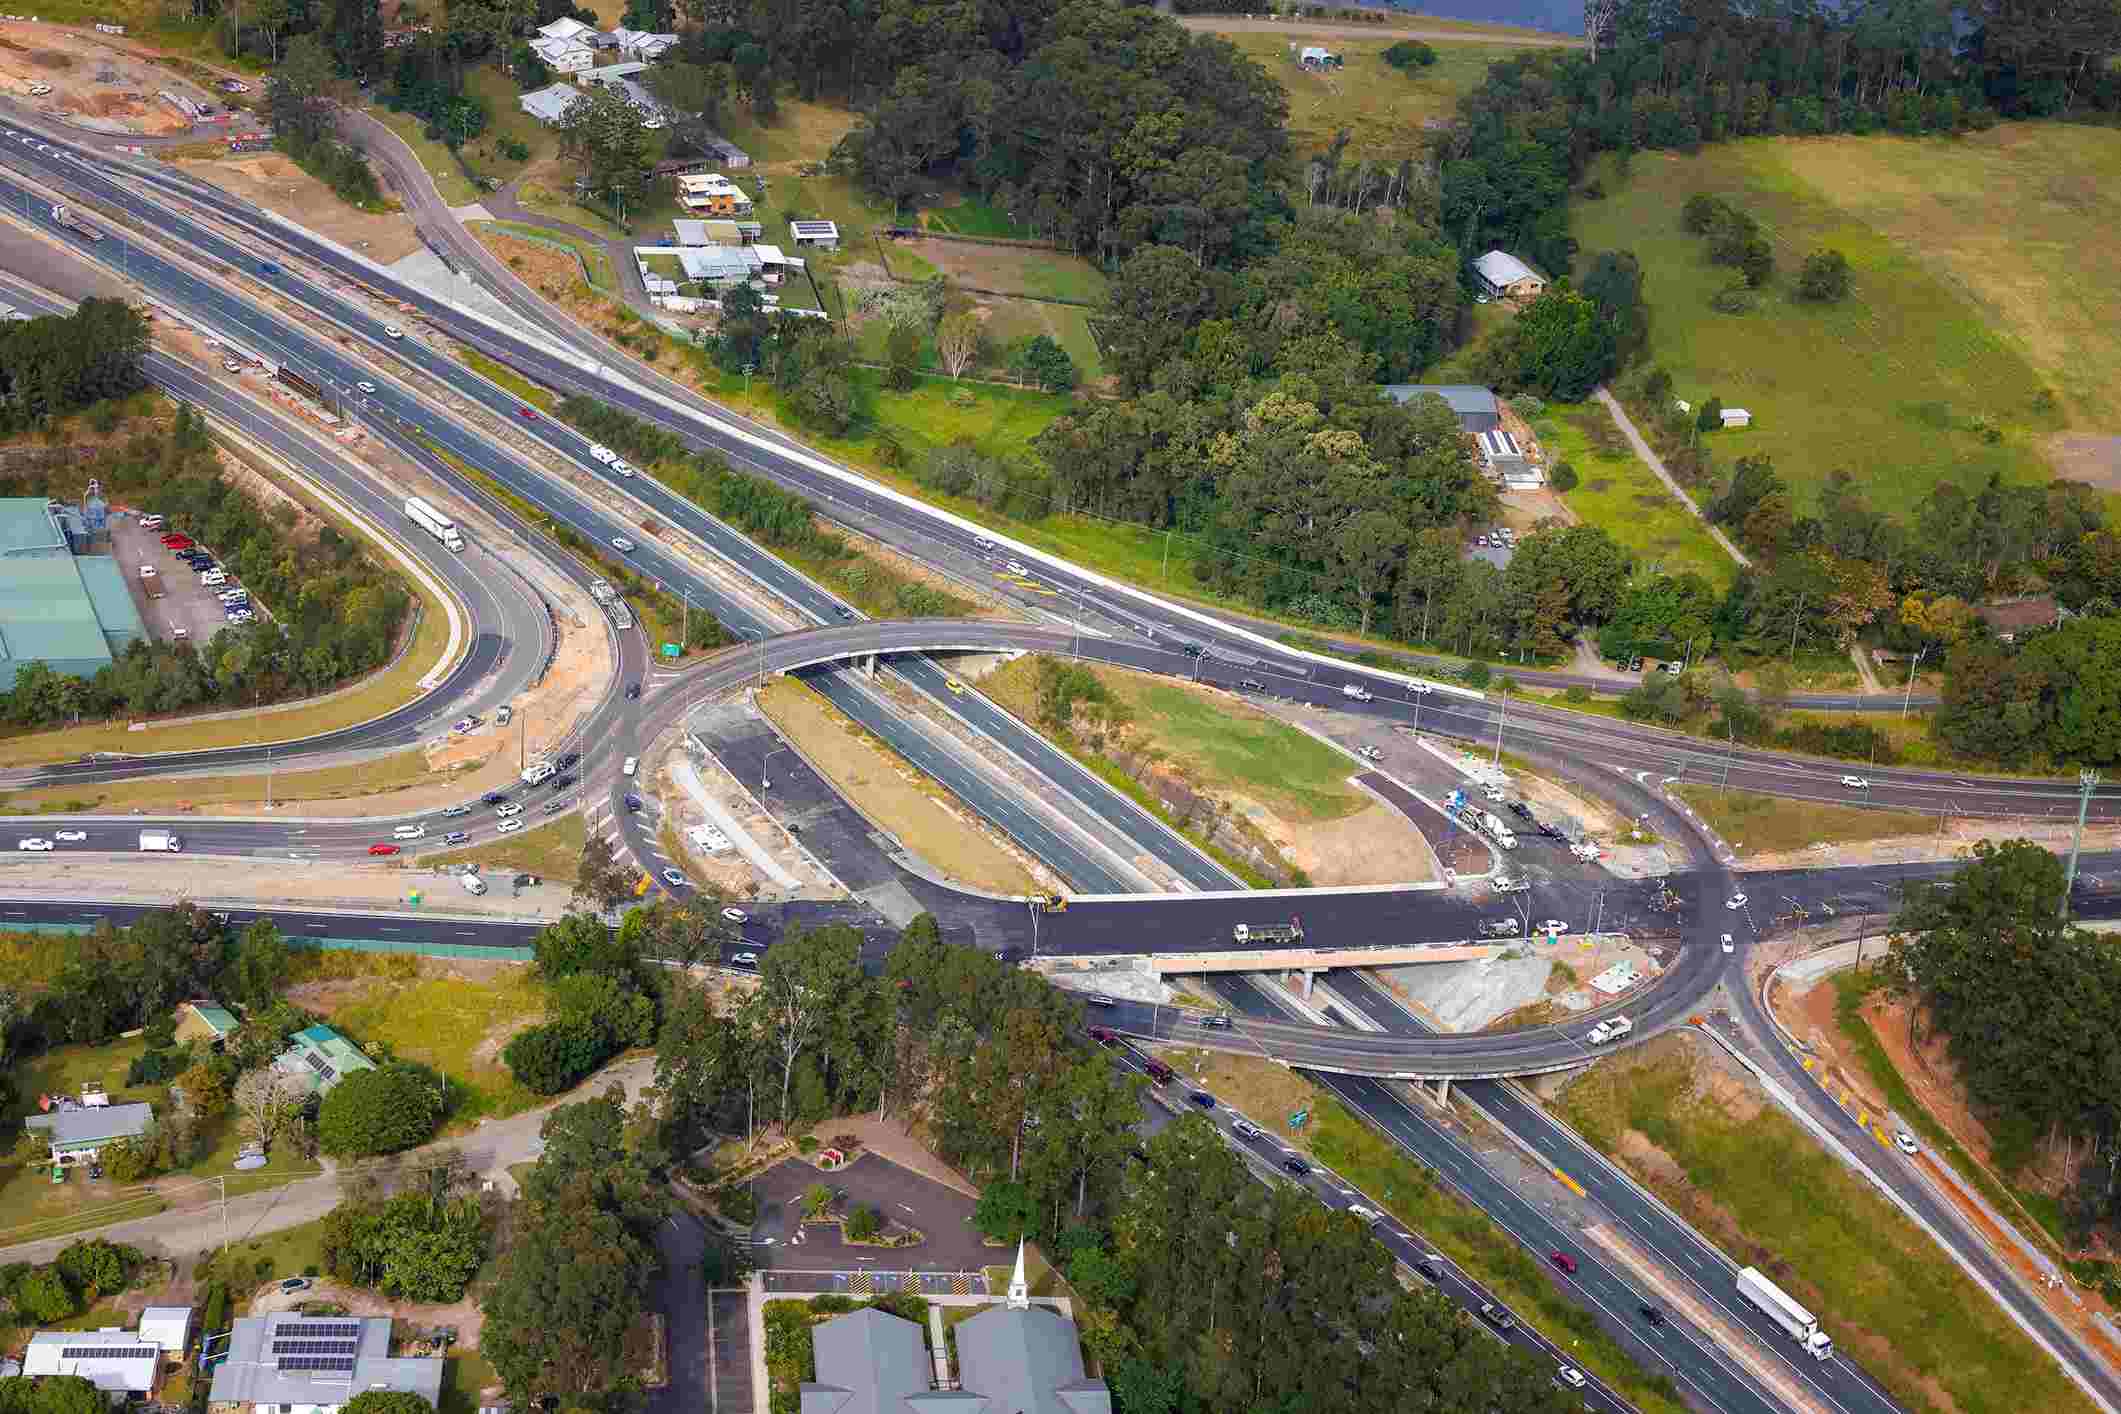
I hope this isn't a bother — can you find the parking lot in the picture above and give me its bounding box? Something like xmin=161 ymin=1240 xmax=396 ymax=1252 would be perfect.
xmin=111 ymin=515 xmax=262 ymax=645
xmin=749 ymin=1153 xmax=996 ymax=1273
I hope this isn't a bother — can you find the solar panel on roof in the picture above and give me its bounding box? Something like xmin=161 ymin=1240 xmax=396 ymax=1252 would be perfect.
xmin=303 ymin=1052 xmax=337 ymax=1080
xmin=59 ymin=1346 xmax=156 ymax=1360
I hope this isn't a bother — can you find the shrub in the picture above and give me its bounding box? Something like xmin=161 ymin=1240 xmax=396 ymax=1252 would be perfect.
xmin=1710 ymin=284 xmax=1756 ymax=314
xmin=54 ymin=1240 xmax=140 ymax=1299
xmin=316 ymin=1063 xmax=445 ymax=1155
xmin=844 ymin=1204 xmax=880 ymax=1241
xmin=1461 ymin=659 xmax=1492 ymax=688
xmin=1549 ymin=460 xmax=1578 ymax=492
xmin=15 ymin=1266 xmax=76 ymax=1322
xmin=1382 ymin=39 xmax=1436 ymax=68
xmin=1796 ymin=248 xmax=1851 ymax=302
xmin=1564 ymin=685 xmax=1591 ymax=703
xmin=202 ymin=1282 xmax=228 ymax=1332
xmin=502 ymin=1020 xmax=610 ymax=1095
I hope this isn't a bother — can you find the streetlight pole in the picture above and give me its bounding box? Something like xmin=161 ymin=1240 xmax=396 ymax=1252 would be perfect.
xmin=1901 ymin=644 xmax=1928 ymax=719
xmin=1492 ymin=682 xmax=1509 ymax=768
xmin=763 ymin=745 xmax=789 ymax=791
xmin=738 ymin=627 xmax=763 ymax=692
xmin=2063 ymin=769 xmax=2099 ymax=921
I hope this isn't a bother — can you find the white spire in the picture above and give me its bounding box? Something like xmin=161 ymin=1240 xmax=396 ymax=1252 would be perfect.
xmin=1007 ymin=1238 xmax=1029 ymax=1309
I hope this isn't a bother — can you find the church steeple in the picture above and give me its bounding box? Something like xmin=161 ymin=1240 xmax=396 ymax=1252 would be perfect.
xmin=1007 ymin=1238 xmax=1029 ymax=1309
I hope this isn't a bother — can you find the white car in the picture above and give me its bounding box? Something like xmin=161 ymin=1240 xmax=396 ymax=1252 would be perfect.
xmin=1556 ymin=1367 xmax=1586 ymax=1389
xmin=494 ymin=802 xmax=523 ymax=818
xmin=1721 ymin=933 xmax=1734 ymax=953
xmin=1231 ymin=1118 xmax=1261 ymax=1139
xmin=1725 ymin=893 xmax=1747 ymax=909
xmin=1893 ymin=1129 xmax=1919 ymax=1155
xmin=138 ymin=564 xmax=156 ymax=578
xmin=202 ymin=571 xmax=227 ymax=586
xmin=496 ymin=818 xmax=524 ymax=834
xmin=1345 ymin=1204 xmax=1381 ymax=1224
xmin=139 ymin=515 xmax=165 ymax=530
xmin=356 ymin=380 xmax=376 ymax=394
xmin=610 ymin=536 xmax=636 ymax=553
xmin=731 ymin=951 xmax=759 ymax=967
xmin=722 ymin=907 xmax=748 ymax=924
xmin=384 ymin=325 xmax=404 ymax=339
xmin=621 ymin=756 xmax=638 ymax=777
xmin=1482 ymin=784 xmax=1506 ymax=803
xmin=589 ymin=445 xmax=615 ymax=464
xmin=391 ymin=823 xmax=426 ymax=840
xmin=17 ymin=838 xmax=54 ymax=852
xmin=1841 ymin=774 xmax=1870 ymax=789
xmin=172 ymin=627 xmax=188 ymax=639
xmin=1006 ymin=559 xmax=1028 ymax=575
xmin=1537 ymin=919 xmax=1570 ymax=934
xmin=55 ymin=829 xmax=87 ymax=843
xmin=610 ymin=459 xmax=635 ymax=477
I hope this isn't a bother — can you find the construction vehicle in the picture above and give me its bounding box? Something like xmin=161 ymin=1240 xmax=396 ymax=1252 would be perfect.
xmin=1232 ymin=920 xmax=1303 ymax=944
xmin=1586 ymin=1015 xmax=1633 ymax=1045
xmin=49 ymin=204 xmax=103 ymax=242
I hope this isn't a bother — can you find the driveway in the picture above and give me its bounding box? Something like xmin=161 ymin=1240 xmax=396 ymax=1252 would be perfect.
xmin=749 ymin=1154 xmax=996 ymax=1273
xmin=645 ymin=1209 xmax=710 ymax=1414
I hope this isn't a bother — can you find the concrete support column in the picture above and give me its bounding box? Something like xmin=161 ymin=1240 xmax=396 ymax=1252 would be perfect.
xmin=862 ymin=652 xmax=877 ymax=679
xmin=1435 ymin=1077 xmax=1451 ymax=1108
xmin=1299 ymin=968 xmax=1316 ymax=999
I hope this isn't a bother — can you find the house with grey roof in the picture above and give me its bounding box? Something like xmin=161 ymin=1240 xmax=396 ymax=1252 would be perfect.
xmin=1472 ymin=249 xmax=1546 ymax=304
xmin=22 ymin=1329 xmax=164 ymax=1394
xmin=519 ymin=82 xmax=586 ymax=126
xmin=1381 ymin=384 xmax=1501 ymax=435
xmin=24 ymin=1101 xmax=153 ymax=1166
xmin=208 ymin=1313 xmax=441 ymax=1414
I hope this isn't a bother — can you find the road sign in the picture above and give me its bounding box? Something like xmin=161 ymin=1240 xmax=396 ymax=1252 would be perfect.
xmin=1289 ymin=1109 xmax=1309 ymax=1128
xmin=662 ymin=642 xmax=681 ymax=659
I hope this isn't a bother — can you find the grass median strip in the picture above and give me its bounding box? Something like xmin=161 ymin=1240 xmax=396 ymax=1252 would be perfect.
xmin=0 ymin=749 xmax=440 ymax=814
xmin=1558 ymin=1033 xmax=2095 ymax=1414
xmin=757 ymin=676 xmax=1037 ymax=895
xmin=427 ymin=812 xmax=587 ymax=884
xmin=1672 ymin=785 xmax=1939 ymax=856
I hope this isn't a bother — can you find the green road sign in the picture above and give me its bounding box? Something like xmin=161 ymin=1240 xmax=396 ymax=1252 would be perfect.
xmin=662 ymin=642 xmax=681 ymax=659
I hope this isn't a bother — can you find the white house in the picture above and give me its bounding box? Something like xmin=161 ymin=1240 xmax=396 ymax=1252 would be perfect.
xmin=1720 ymin=407 xmax=1753 ymax=429
xmin=138 ymin=1307 xmax=192 ymax=1354
xmin=536 ymin=16 xmax=597 ymax=43
xmin=22 ymin=1331 xmax=162 ymax=1395
xmin=1472 ymin=249 xmax=1547 ymax=303
xmin=530 ymin=33 xmax=594 ymax=73
xmin=789 ymin=220 xmax=839 ymax=250
xmin=611 ymin=27 xmax=680 ymax=61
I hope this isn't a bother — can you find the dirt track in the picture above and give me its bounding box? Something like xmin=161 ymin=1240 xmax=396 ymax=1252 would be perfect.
xmin=1176 ymin=16 xmax=1580 ymax=46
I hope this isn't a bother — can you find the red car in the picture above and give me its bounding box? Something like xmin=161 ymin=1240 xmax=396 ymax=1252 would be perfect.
xmin=516 ymin=406 xmax=537 ymax=420
xmin=1549 ymin=1250 xmax=1578 ymax=1276
xmin=1087 ymin=1026 xmax=1116 ymax=1046
xmin=160 ymin=534 xmax=193 ymax=549
xmin=366 ymin=842 xmax=400 ymax=856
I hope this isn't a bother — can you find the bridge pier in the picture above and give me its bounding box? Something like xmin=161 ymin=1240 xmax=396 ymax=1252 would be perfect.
xmin=1283 ymin=967 xmax=1318 ymax=999
xmin=861 ymin=653 xmax=877 ymax=679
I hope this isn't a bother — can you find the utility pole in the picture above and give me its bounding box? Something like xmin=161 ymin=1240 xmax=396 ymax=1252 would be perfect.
xmin=1720 ymin=719 xmax=1736 ymax=795
xmin=1492 ymin=682 xmax=1508 ymax=767
xmin=2063 ymin=769 xmax=2099 ymax=921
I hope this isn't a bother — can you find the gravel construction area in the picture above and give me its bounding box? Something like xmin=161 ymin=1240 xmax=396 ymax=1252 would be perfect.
xmin=0 ymin=22 xmax=215 ymax=134
xmin=170 ymin=153 xmax=421 ymax=263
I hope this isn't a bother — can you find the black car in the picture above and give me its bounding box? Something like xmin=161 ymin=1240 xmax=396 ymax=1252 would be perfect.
xmin=1509 ymin=801 xmax=1535 ymax=820
xmin=548 ymin=774 xmax=575 ymax=790
xmin=1281 ymin=1155 xmax=1310 ymax=1176
xmin=835 ymin=604 xmax=855 ymax=619
xmin=1188 ymin=1092 xmax=1216 ymax=1109
xmin=1537 ymin=822 xmax=1564 ymax=838
xmin=1414 ymin=1258 xmax=1442 ymax=1283
xmin=1627 ymin=656 xmax=1644 ymax=672
xmin=1638 ymin=1304 xmax=1665 ymax=1327
xmin=624 ymin=682 xmax=641 ymax=700
xmin=1196 ymin=1013 xmax=1232 ymax=1029
xmin=441 ymin=804 xmax=472 ymax=818
xmin=623 ymin=793 xmax=643 ymax=811
xmin=482 ymin=790 xmax=510 ymax=805
xmin=557 ymin=751 xmax=581 ymax=770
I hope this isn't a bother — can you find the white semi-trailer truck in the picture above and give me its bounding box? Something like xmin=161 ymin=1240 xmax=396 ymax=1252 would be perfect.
xmin=1736 ymin=1266 xmax=1833 ymax=1361
xmin=404 ymin=496 xmax=465 ymax=551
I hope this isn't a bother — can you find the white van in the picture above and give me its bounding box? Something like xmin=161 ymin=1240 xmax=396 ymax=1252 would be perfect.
xmin=459 ymin=872 xmax=487 ymax=895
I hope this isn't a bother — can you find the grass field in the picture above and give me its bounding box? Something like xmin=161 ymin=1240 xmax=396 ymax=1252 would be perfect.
xmin=892 ymin=238 xmax=1109 ymax=305
xmin=427 ymin=812 xmax=587 ymax=885
xmin=1535 ymin=400 xmax=1738 ymax=590
xmin=0 ymin=749 xmax=439 ymax=814
xmin=481 ymin=220 xmax=618 ymax=290
xmin=1163 ymin=1049 xmax=1685 ymax=1414
xmin=1672 ymin=784 xmax=1939 ymax=856
xmin=1203 ymin=33 xmax=1503 ymax=157
xmin=980 ymin=657 xmax=1366 ymax=823
xmin=1559 ymin=1035 xmax=2096 ymax=1414
xmin=300 ymin=954 xmax=548 ymax=1126
xmin=1571 ymin=133 xmax=2078 ymax=516
xmin=756 ymin=677 xmax=1037 ymax=895
xmin=0 ymin=552 xmax=456 ymax=767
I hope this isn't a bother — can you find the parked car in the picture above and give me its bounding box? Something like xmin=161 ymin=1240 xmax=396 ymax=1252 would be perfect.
xmin=721 ymin=907 xmax=748 ymax=924
xmin=278 ymin=1277 xmax=311 ymax=1295
xmin=138 ymin=564 xmax=157 ymax=579
xmin=139 ymin=514 xmax=164 ymax=530
xmin=1725 ymin=893 xmax=1748 ymax=910
xmin=623 ymin=793 xmax=643 ymax=811
xmin=1721 ymin=933 xmax=1735 ymax=953
xmin=384 ymin=325 xmax=403 ymax=339
xmin=1086 ymin=994 xmax=1116 ymax=1008
xmin=731 ymin=951 xmax=759 ymax=968
xmin=1087 ymin=1026 xmax=1116 ymax=1046
xmin=622 ymin=756 xmax=638 ymax=776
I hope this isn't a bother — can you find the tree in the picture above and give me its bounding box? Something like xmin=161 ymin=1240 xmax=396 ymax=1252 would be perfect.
xmin=884 ymin=322 xmax=922 ymax=391
xmin=556 ymin=85 xmax=654 ymax=214
xmin=747 ymin=925 xmax=865 ymax=1127
xmin=13 ymin=1266 xmax=75 ymax=1322
xmin=534 ymin=912 xmax=637 ymax=981
xmin=316 ymin=1063 xmax=444 ymax=1156
xmin=1332 ymin=509 xmax=1408 ymax=636
xmin=503 ymin=1021 xmax=608 ymax=1095
xmin=572 ymin=835 xmax=634 ymax=913
xmin=344 ymin=1394 xmax=434 ymax=1414
xmin=1696 ymin=396 xmax=1725 ymax=433
xmin=972 ymin=1179 xmax=1037 ymax=1241
xmin=233 ymin=1067 xmax=305 ymax=1151
xmin=1579 ymin=249 xmax=1649 ymax=366
xmin=936 ymin=309 xmax=982 ymax=380
xmin=267 ymin=34 xmax=339 ymax=146
xmin=229 ymin=919 xmax=292 ymax=1011
xmin=1797 ymin=248 xmax=1851 ymax=302
xmin=1486 ymin=287 xmax=1616 ymax=400
xmin=99 ymin=1135 xmax=156 ymax=1183
xmin=1007 ymin=335 xmax=1076 ymax=392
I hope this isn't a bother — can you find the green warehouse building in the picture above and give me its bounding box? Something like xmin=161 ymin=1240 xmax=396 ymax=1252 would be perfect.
xmin=0 ymin=495 xmax=146 ymax=692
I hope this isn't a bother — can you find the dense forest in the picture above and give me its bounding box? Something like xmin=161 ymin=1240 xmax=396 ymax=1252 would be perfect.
xmin=0 ymin=403 xmax=412 ymax=730
xmin=0 ymin=299 xmax=148 ymax=436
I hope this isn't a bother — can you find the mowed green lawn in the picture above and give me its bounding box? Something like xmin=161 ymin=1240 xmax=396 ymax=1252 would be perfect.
xmin=1203 ymin=32 xmax=1506 ymax=157
xmin=1570 ymin=133 xmax=2071 ymax=517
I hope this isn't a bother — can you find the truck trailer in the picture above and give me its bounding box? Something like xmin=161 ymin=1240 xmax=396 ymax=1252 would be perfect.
xmin=1233 ymin=920 xmax=1303 ymax=944
xmin=404 ymin=496 xmax=465 ymax=551
xmin=50 ymin=204 xmax=103 ymax=241
xmin=1736 ymin=1267 xmax=1833 ymax=1361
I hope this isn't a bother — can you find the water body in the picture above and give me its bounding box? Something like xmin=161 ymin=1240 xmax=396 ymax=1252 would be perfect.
xmin=1378 ymin=0 xmax=1584 ymax=35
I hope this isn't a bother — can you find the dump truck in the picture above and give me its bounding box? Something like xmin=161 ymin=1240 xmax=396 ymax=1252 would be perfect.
xmin=1736 ymin=1267 xmax=1833 ymax=1361
xmin=1233 ymin=920 xmax=1303 ymax=944
xmin=1586 ymin=1015 xmax=1633 ymax=1045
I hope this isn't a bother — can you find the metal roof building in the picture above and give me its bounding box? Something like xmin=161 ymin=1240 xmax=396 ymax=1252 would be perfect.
xmin=518 ymin=82 xmax=585 ymax=125
xmin=803 ymin=1309 xmax=933 ymax=1414
xmin=270 ymin=1024 xmax=376 ymax=1097
xmin=25 ymin=1101 xmax=155 ymax=1162
xmin=0 ymin=496 xmax=147 ymax=691
xmin=1381 ymin=384 xmax=1502 ymax=434
xmin=208 ymin=1314 xmax=442 ymax=1414
xmin=22 ymin=1330 xmax=162 ymax=1393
